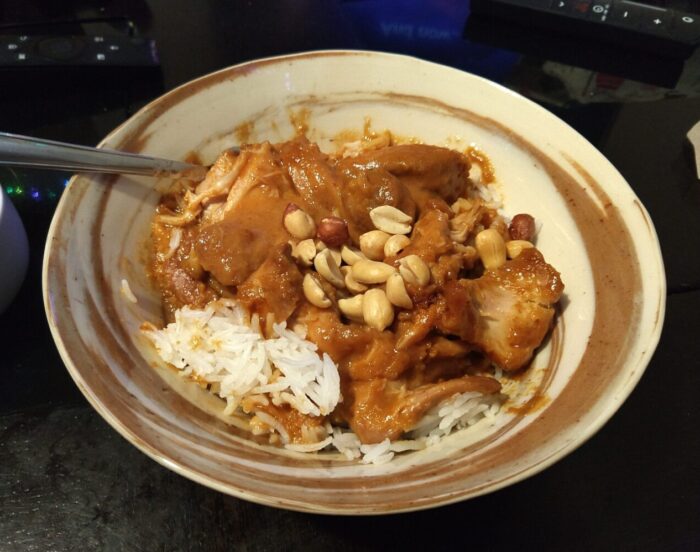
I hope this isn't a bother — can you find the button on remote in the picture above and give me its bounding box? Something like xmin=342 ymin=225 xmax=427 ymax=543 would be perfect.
xmin=673 ymin=12 xmax=700 ymax=41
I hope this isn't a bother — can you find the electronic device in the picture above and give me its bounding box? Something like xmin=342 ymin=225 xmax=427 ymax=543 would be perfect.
xmin=0 ymin=33 xmax=157 ymax=67
xmin=470 ymin=0 xmax=700 ymax=58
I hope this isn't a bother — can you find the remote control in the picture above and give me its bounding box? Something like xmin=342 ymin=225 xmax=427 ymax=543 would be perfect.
xmin=470 ymin=0 xmax=700 ymax=58
xmin=0 ymin=33 xmax=158 ymax=67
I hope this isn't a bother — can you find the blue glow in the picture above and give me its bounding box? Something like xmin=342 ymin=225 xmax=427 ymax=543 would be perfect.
xmin=31 ymin=188 xmax=41 ymax=200
xmin=63 ymin=178 xmax=70 ymax=187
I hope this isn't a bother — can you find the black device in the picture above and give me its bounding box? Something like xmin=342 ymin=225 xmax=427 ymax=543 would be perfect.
xmin=470 ymin=0 xmax=700 ymax=58
xmin=0 ymin=33 xmax=157 ymax=67
xmin=0 ymin=0 xmax=158 ymax=69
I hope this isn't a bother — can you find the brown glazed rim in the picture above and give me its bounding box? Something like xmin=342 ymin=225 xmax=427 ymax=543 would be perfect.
xmin=42 ymin=51 xmax=666 ymax=514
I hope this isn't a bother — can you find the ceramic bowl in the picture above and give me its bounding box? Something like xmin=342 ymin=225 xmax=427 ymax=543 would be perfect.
xmin=43 ymin=51 xmax=665 ymax=514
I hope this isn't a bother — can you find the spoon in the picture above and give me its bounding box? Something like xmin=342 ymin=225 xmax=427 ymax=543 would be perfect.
xmin=0 ymin=132 xmax=210 ymax=180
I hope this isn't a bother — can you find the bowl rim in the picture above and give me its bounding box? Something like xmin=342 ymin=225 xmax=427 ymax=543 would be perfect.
xmin=42 ymin=49 xmax=666 ymax=514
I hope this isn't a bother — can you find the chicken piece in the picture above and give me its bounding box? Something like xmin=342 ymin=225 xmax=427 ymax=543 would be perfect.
xmin=434 ymin=280 xmax=478 ymax=342
xmin=236 ymin=244 xmax=303 ymax=323
xmin=299 ymin=305 xmax=414 ymax=381
xmin=449 ymin=197 xmax=487 ymax=243
xmin=394 ymin=305 xmax=439 ymax=350
xmin=335 ymin=162 xmax=416 ymax=240
xmin=339 ymin=144 xmax=471 ymax=210
xmin=194 ymin=145 xmax=299 ymax=286
xmin=342 ymin=375 xmax=501 ymax=443
xmin=400 ymin=208 xmax=453 ymax=264
xmin=200 ymin=142 xmax=293 ymax=225
xmin=150 ymin=220 xmax=217 ymax=319
xmin=277 ymin=136 xmax=345 ymax=220
xmin=466 ymin=248 xmax=564 ymax=371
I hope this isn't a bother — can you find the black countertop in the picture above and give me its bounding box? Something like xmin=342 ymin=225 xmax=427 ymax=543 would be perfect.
xmin=2 ymin=1 xmax=700 ymax=550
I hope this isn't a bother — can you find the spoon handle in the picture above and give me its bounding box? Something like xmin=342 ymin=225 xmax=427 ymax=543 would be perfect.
xmin=0 ymin=132 xmax=208 ymax=180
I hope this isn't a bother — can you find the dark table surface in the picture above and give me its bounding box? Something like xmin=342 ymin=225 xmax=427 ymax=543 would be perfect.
xmin=2 ymin=1 xmax=700 ymax=550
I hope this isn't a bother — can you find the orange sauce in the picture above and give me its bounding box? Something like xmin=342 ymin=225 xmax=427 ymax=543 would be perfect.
xmin=465 ymin=146 xmax=495 ymax=184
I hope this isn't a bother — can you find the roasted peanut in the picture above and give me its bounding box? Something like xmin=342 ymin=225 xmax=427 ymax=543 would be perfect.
xmin=506 ymin=239 xmax=534 ymax=259
xmin=369 ymin=205 xmax=413 ymax=235
xmin=475 ymin=228 xmax=506 ymax=270
xmin=314 ymin=248 xmax=345 ymax=288
xmin=303 ymin=273 xmax=331 ymax=308
xmin=341 ymin=265 xmax=368 ymax=294
xmin=359 ymin=230 xmax=391 ymax=260
xmin=283 ymin=203 xmax=316 ymax=239
xmin=383 ymin=234 xmax=410 ymax=258
xmin=351 ymin=259 xmax=396 ymax=284
xmin=338 ymin=294 xmax=365 ymax=323
xmin=398 ymin=255 xmax=430 ymax=286
xmin=291 ymin=239 xmax=316 ymax=266
xmin=328 ymin=248 xmax=342 ymax=267
xmin=341 ymin=244 xmax=366 ymax=265
xmin=508 ymin=213 xmax=536 ymax=241
xmin=385 ymin=273 xmax=413 ymax=309
xmin=316 ymin=216 xmax=349 ymax=248
xmin=362 ymin=289 xmax=394 ymax=331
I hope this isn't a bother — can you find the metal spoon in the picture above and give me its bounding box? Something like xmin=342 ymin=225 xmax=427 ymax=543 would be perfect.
xmin=0 ymin=132 xmax=209 ymax=180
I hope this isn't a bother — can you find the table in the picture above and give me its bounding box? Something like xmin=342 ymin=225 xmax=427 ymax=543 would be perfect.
xmin=2 ymin=1 xmax=699 ymax=550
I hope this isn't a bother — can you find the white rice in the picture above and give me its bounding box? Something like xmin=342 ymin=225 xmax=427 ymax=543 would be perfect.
xmin=142 ymin=299 xmax=501 ymax=464
xmin=141 ymin=299 xmax=340 ymax=418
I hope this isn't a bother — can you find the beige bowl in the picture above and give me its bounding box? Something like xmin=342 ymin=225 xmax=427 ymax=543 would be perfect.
xmin=43 ymin=51 xmax=665 ymax=514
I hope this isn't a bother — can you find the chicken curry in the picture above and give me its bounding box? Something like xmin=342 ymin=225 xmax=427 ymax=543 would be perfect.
xmin=149 ymin=136 xmax=564 ymax=444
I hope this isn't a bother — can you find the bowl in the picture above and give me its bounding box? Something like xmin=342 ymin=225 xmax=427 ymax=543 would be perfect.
xmin=43 ymin=51 xmax=665 ymax=514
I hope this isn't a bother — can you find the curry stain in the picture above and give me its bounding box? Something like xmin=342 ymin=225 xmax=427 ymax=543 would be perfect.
xmin=508 ymin=393 xmax=550 ymax=415
xmin=465 ymin=146 xmax=495 ymax=184
xmin=288 ymin=107 xmax=311 ymax=136
xmin=234 ymin=121 xmax=254 ymax=144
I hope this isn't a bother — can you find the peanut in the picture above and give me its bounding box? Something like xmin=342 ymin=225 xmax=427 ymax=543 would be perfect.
xmin=398 ymin=255 xmax=430 ymax=286
xmin=359 ymin=230 xmax=391 ymax=261
xmin=351 ymin=259 xmax=396 ymax=284
xmin=475 ymin=228 xmax=506 ymax=270
xmin=316 ymin=216 xmax=349 ymax=248
xmin=314 ymin=248 xmax=345 ymax=288
xmin=338 ymin=294 xmax=365 ymax=323
xmin=508 ymin=213 xmax=536 ymax=241
xmin=506 ymin=240 xmax=534 ymax=259
xmin=383 ymin=234 xmax=410 ymax=258
xmin=362 ymin=289 xmax=394 ymax=331
xmin=369 ymin=205 xmax=413 ymax=235
xmin=290 ymin=239 xmax=316 ymax=266
xmin=340 ymin=245 xmax=366 ymax=265
xmin=385 ymin=273 xmax=413 ymax=309
xmin=283 ymin=203 xmax=316 ymax=240
xmin=341 ymin=266 xmax=368 ymax=294
xmin=302 ymin=273 xmax=331 ymax=308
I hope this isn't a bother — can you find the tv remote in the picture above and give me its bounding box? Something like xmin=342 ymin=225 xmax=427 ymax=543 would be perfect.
xmin=0 ymin=33 xmax=158 ymax=67
xmin=470 ymin=0 xmax=700 ymax=58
